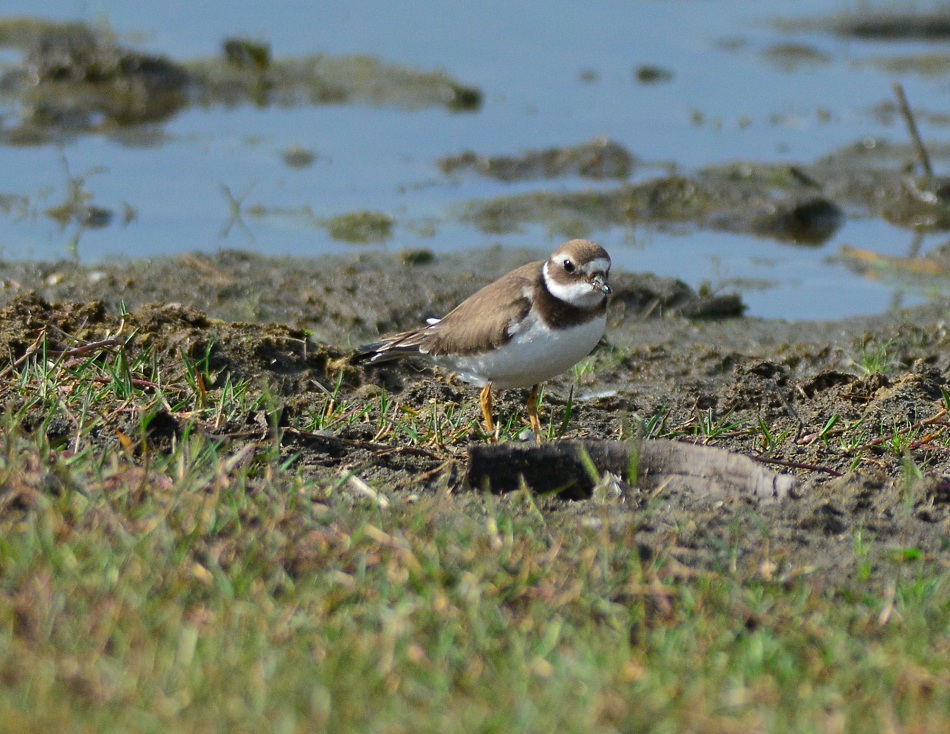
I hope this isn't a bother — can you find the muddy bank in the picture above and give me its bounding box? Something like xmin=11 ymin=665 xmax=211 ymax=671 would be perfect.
xmin=1 ymin=248 xmax=948 ymax=591
xmin=0 ymin=17 xmax=480 ymax=144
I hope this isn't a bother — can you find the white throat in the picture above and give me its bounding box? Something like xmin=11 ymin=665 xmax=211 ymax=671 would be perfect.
xmin=542 ymin=261 xmax=606 ymax=308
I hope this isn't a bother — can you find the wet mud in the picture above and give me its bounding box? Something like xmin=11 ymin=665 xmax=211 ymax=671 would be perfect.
xmin=1 ymin=249 xmax=948 ymax=591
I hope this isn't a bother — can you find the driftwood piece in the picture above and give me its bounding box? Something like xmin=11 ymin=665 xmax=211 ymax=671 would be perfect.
xmin=467 ymin=439 xmax=796 ymax=503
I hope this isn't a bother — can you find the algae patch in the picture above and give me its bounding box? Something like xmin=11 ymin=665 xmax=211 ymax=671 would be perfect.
xmin=460 ymin=171 xmax=844 ymax=245
xmin=325 ymin=211 xmax=394 ymax=244
xmin=440 ymin=137 xmax=636 ymax=182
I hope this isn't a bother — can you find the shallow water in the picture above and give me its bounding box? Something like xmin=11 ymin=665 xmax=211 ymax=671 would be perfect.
xmin=2 ymin=0 xmax=950 ymax=320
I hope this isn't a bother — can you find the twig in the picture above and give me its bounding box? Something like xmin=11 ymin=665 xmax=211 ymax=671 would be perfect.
xmin=877 ymin=581 xmax=897 ymax=626
xmin=390 ymin=459 xmax=459 ymax=493
xmin=342 ymin=472 xmax=390 ymax=508
xmin=908 ymin=438 xmax=950 ymax=452
xmin=0 ymin=329 xmax=47 ymax=381
xmin=753 ymin=455 xmax=843 ymax=477
xmin=788 ymin=166 xmax=822 ymax=189
xmin=893 ymin=82 xmax=933 ymax=179
xmin=862 ymin=409 xmax=947 ymax=449
xmin=279 ymin=426 xmax=445 ymax=461
xmin=46 ymin=338 xmax=120 ymax=358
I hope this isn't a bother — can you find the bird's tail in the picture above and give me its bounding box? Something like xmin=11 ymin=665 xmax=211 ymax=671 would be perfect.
xmin=353 ymin=332 xmax=425 ymax=364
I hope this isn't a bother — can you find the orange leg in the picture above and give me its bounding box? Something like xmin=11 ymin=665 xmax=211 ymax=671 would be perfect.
xmin=479 ymin=383 xmax=495 ymax=436
xmin=526 ymin=384 xmax=543 ymax=440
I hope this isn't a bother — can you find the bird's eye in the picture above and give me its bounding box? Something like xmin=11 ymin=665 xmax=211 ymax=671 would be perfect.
xmin=563 ymin=258 xmax=575 ymax=273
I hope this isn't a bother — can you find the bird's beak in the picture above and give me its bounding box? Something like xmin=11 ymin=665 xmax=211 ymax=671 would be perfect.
xmin=591 ymin=274 xmax=611 ymax=295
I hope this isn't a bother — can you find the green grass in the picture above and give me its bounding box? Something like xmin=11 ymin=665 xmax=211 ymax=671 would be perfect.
xmin=852 ymin=338 xmax=899 ymax=377
xmin=0 ymin=336 xmax=949 ymax=732
xmin=0 ymin=434 xmax=947 ymax=732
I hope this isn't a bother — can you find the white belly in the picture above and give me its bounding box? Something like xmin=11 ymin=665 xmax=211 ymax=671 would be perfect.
xmin=436 ymin=313 xmax=606 ymax=389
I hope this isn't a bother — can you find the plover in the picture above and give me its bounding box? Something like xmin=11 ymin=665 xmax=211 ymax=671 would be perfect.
xmin=356 ymin=239 xmax=611 ymax=438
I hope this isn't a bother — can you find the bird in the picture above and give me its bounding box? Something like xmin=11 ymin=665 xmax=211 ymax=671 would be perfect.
xmin=355 ymin=239 xmax=611 ymax=438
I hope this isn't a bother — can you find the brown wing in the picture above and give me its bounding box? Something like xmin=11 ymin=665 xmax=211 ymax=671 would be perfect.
xmin=356 ymin=260 xmax=541 ymax=362
xmin=422 ymin=261 xmax=540 ymax=356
